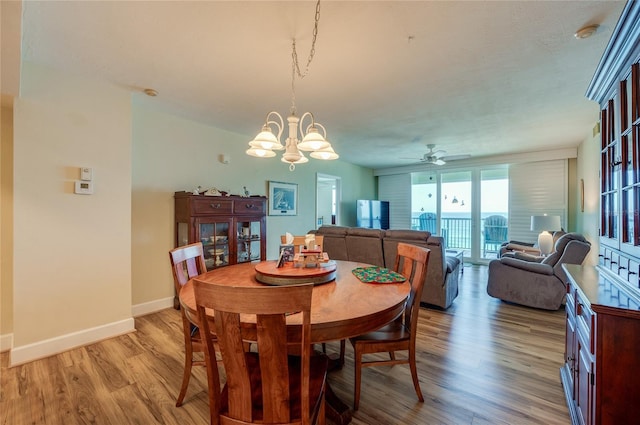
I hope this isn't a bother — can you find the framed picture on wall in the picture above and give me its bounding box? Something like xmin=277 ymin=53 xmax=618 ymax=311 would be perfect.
xmin=268 ymin=181 xmax=298 ymax=216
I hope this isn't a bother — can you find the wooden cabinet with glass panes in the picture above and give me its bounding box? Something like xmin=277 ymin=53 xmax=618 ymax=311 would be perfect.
xmin=174 ymin=191 xmax=266 ymax=274
xmin=590 ymin=2 xmax=640 ymax=265
xmin=560 ymin=3 xmax=640 ymax=425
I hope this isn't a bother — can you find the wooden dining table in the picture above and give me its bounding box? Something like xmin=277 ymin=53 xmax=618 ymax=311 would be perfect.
xmin=179 ymin=259 xmax=410 ymax=424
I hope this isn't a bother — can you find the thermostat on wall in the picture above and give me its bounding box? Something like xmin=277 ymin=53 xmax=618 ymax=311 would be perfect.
xmin=80 ymin=167 xmax=93 ymax=181
xmin=74 ymin=180 xmax=94 ymax=195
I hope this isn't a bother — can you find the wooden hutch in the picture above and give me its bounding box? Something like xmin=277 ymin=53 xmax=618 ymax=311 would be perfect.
xmin=560 ymin=2 xmax=640 ymax=424
xmin=174 ymin=192 xmax=267 ymax=270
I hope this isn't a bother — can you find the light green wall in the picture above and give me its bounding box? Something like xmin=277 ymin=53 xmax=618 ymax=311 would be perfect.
xmin=576 ymin=129 xmax=600 ymax=266
xmin=130 ymin=104 xmax=376 ymax=305
xmin=2 ymin=62 xmax=375 ymax=359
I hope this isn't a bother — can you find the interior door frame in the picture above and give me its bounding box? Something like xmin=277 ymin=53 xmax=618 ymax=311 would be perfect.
xmin=316 ymin=173 xmax=341 ymax=228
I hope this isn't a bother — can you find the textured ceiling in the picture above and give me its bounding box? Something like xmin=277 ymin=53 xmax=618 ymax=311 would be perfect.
xmin=9 ymin=1 xmax=627 ymax=169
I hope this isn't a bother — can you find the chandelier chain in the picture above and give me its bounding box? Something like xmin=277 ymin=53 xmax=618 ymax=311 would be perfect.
xmin=290 ymin=0 xmax=321 ymax=115
xmin=292 ymin=0 xmax=321 ymax=79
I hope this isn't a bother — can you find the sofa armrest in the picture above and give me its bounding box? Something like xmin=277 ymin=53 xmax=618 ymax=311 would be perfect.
xmin=505 ymin=243 xmax=540 ymax=253
xmin=500 ymin=257 xmax=554 ymax=275
xmin=511 ymin=252 xmax=544 ymax=262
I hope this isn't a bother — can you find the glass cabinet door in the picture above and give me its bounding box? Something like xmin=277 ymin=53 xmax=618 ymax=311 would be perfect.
xmin=196 ymin=218 xmax=231 ymax=270
xmin=237 ymin=220 xmax=262 ymax=263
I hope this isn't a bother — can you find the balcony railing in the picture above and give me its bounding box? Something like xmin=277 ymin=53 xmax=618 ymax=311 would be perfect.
xmin=411 ymin=215 xmax=508 ymax=256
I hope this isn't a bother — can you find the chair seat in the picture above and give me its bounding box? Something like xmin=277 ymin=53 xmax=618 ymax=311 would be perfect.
xmin=350 ymin=321 xmax=410 ymax=344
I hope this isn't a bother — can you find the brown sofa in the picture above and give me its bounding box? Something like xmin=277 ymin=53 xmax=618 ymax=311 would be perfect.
xmin=312 ymin=226 xmax=461 ymax=309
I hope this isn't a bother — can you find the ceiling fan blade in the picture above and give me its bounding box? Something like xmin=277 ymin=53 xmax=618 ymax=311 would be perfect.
xmin=433 ymin=150 xmax=447 ymax=157
xmin=442 ymin=154 xmax=471 ymax=161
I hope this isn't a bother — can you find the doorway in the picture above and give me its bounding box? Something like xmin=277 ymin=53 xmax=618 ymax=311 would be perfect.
xmin=316 ymin=173 xmax=341 ymax=228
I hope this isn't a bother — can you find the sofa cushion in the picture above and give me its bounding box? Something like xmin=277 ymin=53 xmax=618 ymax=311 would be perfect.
xmin=345 ymin=228 xmax=384 ymax=266
xmin=383 ymin=229 xmax=431 ymax=240
xmin=542 ymin=233 xmax=588 ymax=267
xmin=315 ymin=226 xmax=349 ymax=260
xmin=382 ymin=230 xmax=431 ymax=267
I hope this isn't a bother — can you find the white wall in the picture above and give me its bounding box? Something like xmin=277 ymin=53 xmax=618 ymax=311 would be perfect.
xmin=11 ymin=62 xmax=134 ymax=364
xmin=130 ymin=105 xmax=376 ymax=309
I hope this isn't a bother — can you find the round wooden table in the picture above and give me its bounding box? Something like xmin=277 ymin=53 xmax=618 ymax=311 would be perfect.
xmin=180 ymin=260 xmax=409 ymax=342
xmin=179 ymin=260 xmax=410 ymax=424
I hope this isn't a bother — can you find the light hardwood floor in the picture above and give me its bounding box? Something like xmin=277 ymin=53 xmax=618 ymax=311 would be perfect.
xmin=1 ymin=265 xmax=570 ymax=424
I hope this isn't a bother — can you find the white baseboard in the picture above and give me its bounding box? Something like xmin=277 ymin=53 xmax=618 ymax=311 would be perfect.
xmin=9 ymin=318 xmax=135 ymax=367
xmin=0 ymin=333 xmax=13 ymax=352
xmin=131 ymin=296 xmax=174 ymax=317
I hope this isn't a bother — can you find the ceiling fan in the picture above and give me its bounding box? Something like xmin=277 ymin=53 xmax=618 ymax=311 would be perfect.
xmin=403 ymin=144 xmax=448 ymax=165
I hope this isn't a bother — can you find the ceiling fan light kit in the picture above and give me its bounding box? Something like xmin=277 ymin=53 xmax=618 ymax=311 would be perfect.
xmin=574 ymin=24 xmax=599 ymax=39
xmin=245 ymin=0 xmax=338 ymax=171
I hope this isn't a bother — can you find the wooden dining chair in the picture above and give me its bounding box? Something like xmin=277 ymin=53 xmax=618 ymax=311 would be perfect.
xmin=193 ymin=280 xmax=329 ymax=425
xmin=169 ymin=242 xmax=215 ymax=407
xmin=348 ymin=242 xmax=430 ymax=410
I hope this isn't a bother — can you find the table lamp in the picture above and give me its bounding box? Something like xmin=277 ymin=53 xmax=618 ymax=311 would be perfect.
xmin=530 ymin=215 xmax=562 ymax=256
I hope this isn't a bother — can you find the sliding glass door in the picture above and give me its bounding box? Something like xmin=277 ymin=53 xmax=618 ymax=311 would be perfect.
xmin=441 ymin=171 xmax=472 ymax=257
xmin=480 ymin=169 xmax=509 ymax=260
xmin=411 ymin=167 xmax=508 ymax=262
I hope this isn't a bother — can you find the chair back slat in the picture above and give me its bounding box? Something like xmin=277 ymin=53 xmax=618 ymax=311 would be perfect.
xmin=169 ymin=243 xmax=207 ymax=291
xmin=394 ymin=243 xmax=430 ymax=329
xmin=193 ymin=280 xmax=316 ymax=425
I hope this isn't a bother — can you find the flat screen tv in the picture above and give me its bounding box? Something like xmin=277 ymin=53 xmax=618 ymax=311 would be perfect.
xmin=356 ymin=200 xmax=389 ymax=230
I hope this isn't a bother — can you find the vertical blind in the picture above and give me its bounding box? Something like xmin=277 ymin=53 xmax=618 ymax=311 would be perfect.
xmin=378 ymin=173 xmax=412 ymax=229
xmin=378 ymin=159 xmax=568 ymax=241
xmin=508 ymin=159 xmax=568 ymax=243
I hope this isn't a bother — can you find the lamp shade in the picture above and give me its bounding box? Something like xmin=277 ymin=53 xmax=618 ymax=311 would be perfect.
xmin=249 ymin=127 xmax=284 ymax=151
xmin=297 ymin=127 xmax=330 ymax=151
xmin=530 ymin=215 xmax=562 ymax=232
xmin=246 ymin=147 xmax=276 ymax=158
xmin=309 ymin=145 xmax=339 ymax=160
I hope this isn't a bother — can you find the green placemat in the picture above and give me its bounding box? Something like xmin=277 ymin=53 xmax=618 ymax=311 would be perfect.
xmin=352 ymin=266 xmax=407 ymax=284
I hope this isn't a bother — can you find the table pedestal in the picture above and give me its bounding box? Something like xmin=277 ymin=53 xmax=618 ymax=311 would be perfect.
xmin=326 ymin=384 xmax=352 ymax=425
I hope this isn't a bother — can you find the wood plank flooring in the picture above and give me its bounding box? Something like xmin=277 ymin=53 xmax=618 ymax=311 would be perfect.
xmin=1 ymin=265 xmax=570 ymax=424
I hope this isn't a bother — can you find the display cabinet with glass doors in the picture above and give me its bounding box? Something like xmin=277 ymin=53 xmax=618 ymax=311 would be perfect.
xmin=174 ymin=192 xmax=267 ymax=273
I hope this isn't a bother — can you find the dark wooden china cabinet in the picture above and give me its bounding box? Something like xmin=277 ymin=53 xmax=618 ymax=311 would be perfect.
xmin=174 ymin=192 xmax=267 ymax=271
xmin=560 ymin=2 xmax=640 ymax=425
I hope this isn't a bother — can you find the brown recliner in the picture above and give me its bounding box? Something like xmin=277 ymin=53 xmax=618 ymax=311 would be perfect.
xmin=487 ymin=233 xmax=591 ymax=310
